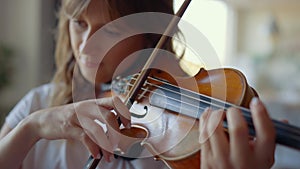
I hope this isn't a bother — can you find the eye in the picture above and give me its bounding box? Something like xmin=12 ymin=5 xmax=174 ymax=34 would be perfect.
xmin=72 ymin=19 xmax=88 ymax=29
xmin=103 ymin=26 xmax=121 ymax=37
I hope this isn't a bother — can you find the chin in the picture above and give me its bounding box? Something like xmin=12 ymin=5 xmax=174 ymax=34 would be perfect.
xmin=80 ymin=66 xmax=114 ymax=85
xmin=86 ymin=73 xmax=112 ymax=85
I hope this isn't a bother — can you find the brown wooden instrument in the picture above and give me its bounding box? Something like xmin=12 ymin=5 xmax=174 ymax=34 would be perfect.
xmin=114 ymin=67 xmax=259 ymax=169
xmin=110 ymin=67 xmax=260 ymax=168
xmin=85 ymin=67 xmax=300 ymax=169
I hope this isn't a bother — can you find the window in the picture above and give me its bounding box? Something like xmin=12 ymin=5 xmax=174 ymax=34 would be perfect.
xmin=174 ymin=0 xmax=229 ymax=74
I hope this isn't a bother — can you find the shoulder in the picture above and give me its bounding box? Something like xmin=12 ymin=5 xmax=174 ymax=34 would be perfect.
xmin=21 ymin=83 xmax=55 ymax=110
xmin=28 ymin=83 xmax=55 ymax=103
xmin=5 ymin=83 xmax=56 ymax=128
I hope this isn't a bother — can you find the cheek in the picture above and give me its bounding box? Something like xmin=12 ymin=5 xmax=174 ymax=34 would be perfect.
xmin=104 ymin=36 xmax=146 ymax=75
xmin=113 ymin=36 xmax=145 ymax=61
xmin=69 ymin=26 xmax=82 ymax=59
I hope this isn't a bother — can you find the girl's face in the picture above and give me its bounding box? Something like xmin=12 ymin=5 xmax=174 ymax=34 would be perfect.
xmin=69 ymin=0 xmax=146 ymax=84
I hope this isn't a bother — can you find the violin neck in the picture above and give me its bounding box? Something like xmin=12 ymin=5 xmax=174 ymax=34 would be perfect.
xmin=224 ymin=110 xmax=300 ymax=150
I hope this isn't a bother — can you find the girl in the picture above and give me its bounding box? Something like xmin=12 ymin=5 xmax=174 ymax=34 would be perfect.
xmin=0 ymin=0 xmax=275 ymax=169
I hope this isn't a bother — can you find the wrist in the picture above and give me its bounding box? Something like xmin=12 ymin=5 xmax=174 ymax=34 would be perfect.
xmin=0 ymin=114 xmax=41 ymax=168
xmin=18 ymin=115 xmax=41 ymax=144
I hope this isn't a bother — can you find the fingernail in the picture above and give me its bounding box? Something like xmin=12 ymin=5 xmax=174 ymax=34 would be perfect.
xmin=250 ymin=97 xmax=259 ymax=107
xmin=95 ymin=153 xmax=101 ymax=159
xmin=126 ymin=123 xmax=131 ymax=129
xmin=114 ymin=148 xmax=125 ymax=155
xmin=204 ymin=107 xmax=210 ymax=112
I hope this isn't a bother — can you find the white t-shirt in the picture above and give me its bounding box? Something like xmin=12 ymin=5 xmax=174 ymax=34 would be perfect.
xmin=5 ymin=84 xmax=168 ymax=169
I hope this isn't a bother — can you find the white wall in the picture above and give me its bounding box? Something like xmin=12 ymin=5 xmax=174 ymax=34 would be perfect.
xmin=0 ymin=0 xmax=56 ymax=115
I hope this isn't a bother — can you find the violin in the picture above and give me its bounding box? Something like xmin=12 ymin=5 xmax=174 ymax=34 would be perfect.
xmin=85 ymin=66 xmax=300 ymax=169
xmin=119 ymin=67 xmax=300 ymax=168
xmin=84 ymin=0 xmax=300 ymax=168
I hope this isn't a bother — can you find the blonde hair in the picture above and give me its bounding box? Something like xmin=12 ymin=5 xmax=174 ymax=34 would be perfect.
xmin=50 ymin=0 xmax=183 ymax=106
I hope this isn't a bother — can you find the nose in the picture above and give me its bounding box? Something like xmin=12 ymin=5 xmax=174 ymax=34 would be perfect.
xmin=79 ymin=24 xmax=102 ymax=54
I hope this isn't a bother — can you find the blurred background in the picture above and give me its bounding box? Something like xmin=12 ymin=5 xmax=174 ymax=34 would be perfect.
xmin=0 ymin=1 xmax=57 ymax=123
xmin=0 ymin=0 xmax=299 ymax=168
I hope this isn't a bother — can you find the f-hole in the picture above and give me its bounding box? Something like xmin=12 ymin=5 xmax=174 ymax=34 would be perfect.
xmin=130 ymin=105 xmax=149 ymax=119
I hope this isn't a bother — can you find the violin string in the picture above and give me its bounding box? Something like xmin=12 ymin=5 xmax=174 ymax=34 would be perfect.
xmin=126 ymin=83 xmax=217 ymax=113
xmin=149 ymin=76 xmax=251 ymax=112
xmin=127 ymin=84 xmax=206 ymax=112
xmin=122 ymin=81 xmax=300 ymax=136
xmin=122 ymin=75 xmax=251 ymax=114
xmin=131 ymin=90 xmax=207 ymax=115
xmin=130 ymin=85 xmax=300 ymax=134
xmin=119 ymin=75 xmax=300 ymax=134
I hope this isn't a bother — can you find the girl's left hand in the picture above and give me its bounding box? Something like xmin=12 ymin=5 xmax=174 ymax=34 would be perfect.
xmin=199 ymin=98 xmax=276 ymax=169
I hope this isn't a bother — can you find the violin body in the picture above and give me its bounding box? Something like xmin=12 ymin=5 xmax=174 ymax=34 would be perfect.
xmin=114 ymin=67 xmax=258 ymax=169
